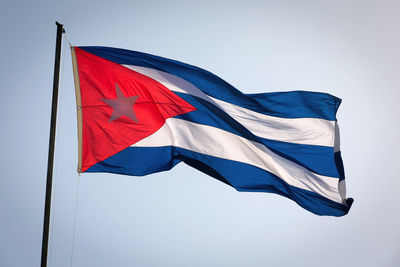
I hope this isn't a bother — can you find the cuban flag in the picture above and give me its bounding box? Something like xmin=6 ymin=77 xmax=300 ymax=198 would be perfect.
xmin=71 ymin=46 xmax=353 ymax=216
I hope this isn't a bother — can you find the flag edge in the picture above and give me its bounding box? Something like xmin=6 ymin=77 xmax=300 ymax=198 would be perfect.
xmin=71 ymin=46 xmax=83 ymax=173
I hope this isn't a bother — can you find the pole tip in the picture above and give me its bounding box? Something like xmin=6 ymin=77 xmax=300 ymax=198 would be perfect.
xmin=55 ymin=21 xmax=65 ymax=33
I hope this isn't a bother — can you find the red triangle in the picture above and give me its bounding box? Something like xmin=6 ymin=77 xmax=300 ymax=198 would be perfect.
xmin=74 ymin=47 xmax=196 ymax=172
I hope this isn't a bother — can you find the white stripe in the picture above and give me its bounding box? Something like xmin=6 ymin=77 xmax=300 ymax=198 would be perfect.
xmin=132 ymin=118 xmax=343 ymax=203
xmin=123 ymin=65 xmax=336 ymax=147
xmin=334 ymin=123 xmax=341 ymax=152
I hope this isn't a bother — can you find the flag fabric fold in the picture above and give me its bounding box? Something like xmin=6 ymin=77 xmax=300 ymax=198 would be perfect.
xmin=71 ymin=46 xmax=353 ymax=216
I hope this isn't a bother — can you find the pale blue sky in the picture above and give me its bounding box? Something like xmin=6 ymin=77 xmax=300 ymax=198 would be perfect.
xmin=1 ymin=0 xmax=399 ymax=266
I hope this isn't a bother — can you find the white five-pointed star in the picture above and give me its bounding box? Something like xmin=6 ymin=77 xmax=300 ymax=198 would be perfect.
xmin=101 ymin=84 xmax=139 ymax=123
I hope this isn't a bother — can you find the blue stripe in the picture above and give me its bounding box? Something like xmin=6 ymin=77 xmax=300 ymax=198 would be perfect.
xmin=87 ymin=146 xmax=352 ymax=216
xmin=246 ymin=91 xmax=341 ymax=121
xmin=78 ymin=46 xmax=341 ymax=120
xmin=335 ymin=151 xmax=345 ymax=181
xmin=174 ymin=92 xmax=340 ymax=178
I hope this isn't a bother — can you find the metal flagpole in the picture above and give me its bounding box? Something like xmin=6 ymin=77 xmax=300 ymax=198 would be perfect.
xmin=41 ymin=21 xmax=64 ymax=267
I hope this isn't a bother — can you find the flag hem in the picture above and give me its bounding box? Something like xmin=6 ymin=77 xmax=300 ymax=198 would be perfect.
xmin=71 ymin=46 xmax=83 ymax=173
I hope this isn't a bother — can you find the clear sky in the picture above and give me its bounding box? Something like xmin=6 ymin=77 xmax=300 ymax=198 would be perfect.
xmin=1 ymin=0 xmax=399 ymax=266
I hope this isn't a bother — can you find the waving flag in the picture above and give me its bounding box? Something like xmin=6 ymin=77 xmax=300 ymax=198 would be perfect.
xmin=71 ymin=46 xmax=353 ymax=216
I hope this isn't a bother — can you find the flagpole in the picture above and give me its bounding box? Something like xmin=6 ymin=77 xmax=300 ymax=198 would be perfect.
xmin=41 ymin=21 xmax=64 ymax=267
